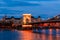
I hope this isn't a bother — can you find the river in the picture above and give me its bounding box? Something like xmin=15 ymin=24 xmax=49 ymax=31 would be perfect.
xmin=0 ymin=29 xmax=60 ymax=40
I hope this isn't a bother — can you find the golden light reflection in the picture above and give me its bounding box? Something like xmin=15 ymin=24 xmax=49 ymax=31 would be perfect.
xmin=56 ymin=29 xmax=59 ymax=33
xmin=56 ymin=29 xmax=60 ymax=40
xmin=17 ymin=30 xmax=60 ymax=40
xmin=18 ymin=31 xmax=33 ymax=40
xmin=42 ymin=34 xmax=46 ymax=40
xmin=56 ymin=35 xmax=60 ymax=40
xmin=49 ymin=29 xmax=52 ymax=34
xmin=49 ymin=34 xmax=52 ymax=40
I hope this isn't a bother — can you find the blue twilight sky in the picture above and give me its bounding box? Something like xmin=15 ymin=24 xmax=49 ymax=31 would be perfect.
xmin=0 ymin=0 xmax=60 ymax=19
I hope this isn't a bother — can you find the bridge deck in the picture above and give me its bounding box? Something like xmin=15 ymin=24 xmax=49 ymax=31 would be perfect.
xmin=30 ymin=20 xmax=60 ymax=24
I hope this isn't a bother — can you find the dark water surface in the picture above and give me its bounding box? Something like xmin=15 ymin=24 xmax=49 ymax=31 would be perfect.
xmin=0 ymin=29 xmax=60 ymax=40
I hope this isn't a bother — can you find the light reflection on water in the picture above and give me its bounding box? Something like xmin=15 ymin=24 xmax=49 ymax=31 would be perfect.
xmin=0 ymin=29 xmax=60 ymax=40
xmin=18 ymin=29 xmax=60 ymax=40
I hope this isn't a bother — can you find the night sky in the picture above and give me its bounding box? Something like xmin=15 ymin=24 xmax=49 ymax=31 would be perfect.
xmin=0 ymin=0 xmax=60 ymax=19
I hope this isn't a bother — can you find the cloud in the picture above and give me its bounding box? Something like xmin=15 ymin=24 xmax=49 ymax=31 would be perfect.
xmin=3 ymin=0 xmax=39 ymax=7
xmin=26 ymin=1 xmax=60 ymax=4
xmin=0 ymin=1 xmax=7 ymax=7
xmin=12 ymin=0 xmax=60 ymax=1
xmin=0 ymin=2 xmax=5 ymax=4
xmin=0 ymin=8 xmax=23 ymax=14
xmin=0 ymin=0 xmax=60 ymax=18
xmin=26 ymin=1 xmax=60 ymax=9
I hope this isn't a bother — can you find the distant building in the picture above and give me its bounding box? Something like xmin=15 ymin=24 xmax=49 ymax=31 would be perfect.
xmin=2 ymin=16 xmax=22 ymax=24
xmin=31 ymin=16 xmax=36 ymax=22
xmin=47 ymin=15 xmax=60 ymax=27
xmin=31 ymin=16 xmax=42 ymax=22
xmin=48 ymin=15 xmax=60 ymax=20
xmin=2 ymin=15 xmax=7 ymax=21
xmin=1 ymin=14 xmax=43 ymax=27
xmin=1 ymin=14 xmax=60 ymax=27
xmin=37 ymin=16 xmax=41 ymax=22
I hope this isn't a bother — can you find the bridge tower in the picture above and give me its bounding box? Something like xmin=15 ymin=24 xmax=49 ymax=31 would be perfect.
xmin=22 ymin=14 xmax=32 ymax=27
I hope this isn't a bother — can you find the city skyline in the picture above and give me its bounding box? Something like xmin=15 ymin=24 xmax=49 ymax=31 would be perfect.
xmin=0 ymin=0 xmax=60 ymax=19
